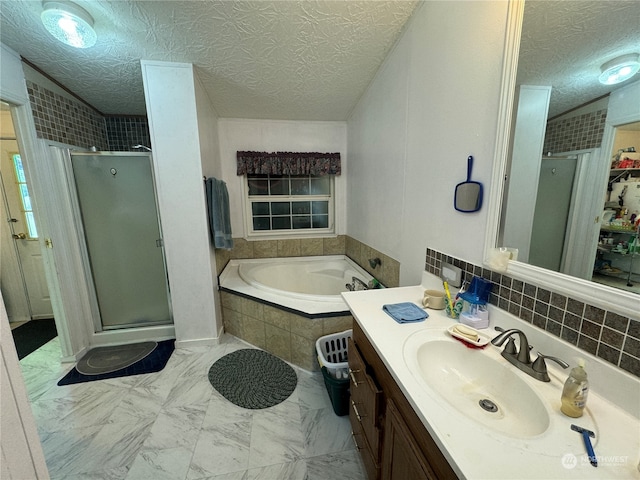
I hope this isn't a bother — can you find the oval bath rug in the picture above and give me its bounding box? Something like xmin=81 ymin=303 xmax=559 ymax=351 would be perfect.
xmin=76 ymin=341 xmax=158 ymax=375
xmin=208 ymin=349 xmax=297 ymax=409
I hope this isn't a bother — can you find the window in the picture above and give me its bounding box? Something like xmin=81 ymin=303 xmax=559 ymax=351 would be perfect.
xmin=12 ymin=154 xmax=38 ymax=238
xmin=246 ymin=174 xmax=333 ymax=235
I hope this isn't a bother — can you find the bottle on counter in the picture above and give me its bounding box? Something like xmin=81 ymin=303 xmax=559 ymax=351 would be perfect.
xmin=560 ymin=359 xmax=589 ymax=418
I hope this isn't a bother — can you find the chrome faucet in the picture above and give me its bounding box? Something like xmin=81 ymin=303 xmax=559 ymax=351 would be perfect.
xmin=491 ymin=328 xmax=568 ymax=382
xmin=345 ymin=276 xmax=369 ymax=291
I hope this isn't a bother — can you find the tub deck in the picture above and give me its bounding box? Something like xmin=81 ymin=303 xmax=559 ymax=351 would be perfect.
xmin=218 ymin=255 xmax=372 ymax=370
xmin=219 ymin=255 xmax=372 ymax=317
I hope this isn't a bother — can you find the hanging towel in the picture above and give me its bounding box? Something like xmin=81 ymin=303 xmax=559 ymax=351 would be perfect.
xmin=382 ymin=302 xmax=428 ymax=324
xmin=205 ymin=177 xmax=233 ymax=250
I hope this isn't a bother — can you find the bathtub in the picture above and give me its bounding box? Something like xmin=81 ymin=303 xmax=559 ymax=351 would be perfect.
xmin=219 ymin=255 xmax=374 ymax=316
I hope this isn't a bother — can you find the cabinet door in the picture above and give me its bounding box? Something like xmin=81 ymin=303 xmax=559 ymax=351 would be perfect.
xmin=382 ymin=400 xmax=437 ymax=480
xmin=351 ymin=419 xmax=379 ymax=480
xmin=349 ymin=337 xmax=383 ymax=479
xmin=349 ymin=338 xmax=382 ymax=454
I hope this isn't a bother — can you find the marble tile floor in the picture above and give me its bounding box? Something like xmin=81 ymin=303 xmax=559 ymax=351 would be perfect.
xmin=19 ymin=334 xmax=367 ymax=480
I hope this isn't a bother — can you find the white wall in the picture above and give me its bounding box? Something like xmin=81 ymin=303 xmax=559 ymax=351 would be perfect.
xmin=0 ymin=43 xmax=50 ymax=480
xmin=141 ymin=61 xmax=220 ymax=346
xmin=501 ymin=85 xmax=552 ymax=262
xmin=347 ymin=1 xmax=511 ymax=286
xmin=606 ymin=80 xmax=640 ymax=127
xmin=194 ymin=69 xmax=225 ymax=336
xmin=217 ymin=118 xmax=347 ymax=237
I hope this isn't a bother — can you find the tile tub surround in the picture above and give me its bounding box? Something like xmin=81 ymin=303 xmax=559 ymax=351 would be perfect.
xmin=220 ymin=290 xmax=353 ymax=371
xmin=214 ymin=235 xmax=400 ymax=288
xmin=425 ymin=248 xmax=639 ymax=378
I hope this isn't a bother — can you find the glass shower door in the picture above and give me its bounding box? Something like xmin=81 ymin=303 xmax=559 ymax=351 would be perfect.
xmin=71 ymin=152 xmax=172 ymax=329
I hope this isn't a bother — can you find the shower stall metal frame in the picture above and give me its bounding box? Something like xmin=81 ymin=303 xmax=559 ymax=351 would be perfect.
xmin=63 ymin=150 xmax=173 ymax=333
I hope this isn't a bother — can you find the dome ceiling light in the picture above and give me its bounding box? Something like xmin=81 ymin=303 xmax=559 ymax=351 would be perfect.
xmin=598 ymin=53 xmax=640 ymax=85
xmin=41 ymin=1 xmax=97 ymax=49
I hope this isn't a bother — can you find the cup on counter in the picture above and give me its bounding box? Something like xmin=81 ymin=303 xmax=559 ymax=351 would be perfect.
xmin=422 ymin=290 xmax=446 ymax=309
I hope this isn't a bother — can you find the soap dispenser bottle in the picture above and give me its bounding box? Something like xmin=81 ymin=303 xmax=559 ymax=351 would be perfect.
xmin=560 ymin=360 xmax=589 ymax=418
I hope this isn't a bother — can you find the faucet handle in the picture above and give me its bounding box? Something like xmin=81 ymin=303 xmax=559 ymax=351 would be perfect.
xmin=533 ymin=352 xmax=570 ymax=374
xmin=503 ymin=337 xmax=517 ymax=355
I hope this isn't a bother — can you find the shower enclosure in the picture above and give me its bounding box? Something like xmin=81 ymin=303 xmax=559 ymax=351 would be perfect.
xmin=70 ymin=151 xmax=172 ymax=330
xmin=528 ymin=155 xmax=578 ymax=272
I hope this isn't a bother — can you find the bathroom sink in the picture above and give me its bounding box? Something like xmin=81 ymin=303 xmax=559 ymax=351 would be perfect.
xmin=404 ymin=331 xmax=550 ymax=438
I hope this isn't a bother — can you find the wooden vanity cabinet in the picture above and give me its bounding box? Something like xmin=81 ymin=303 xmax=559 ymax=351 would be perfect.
xmin=348 ymin=336 xmax=382 ymax=480
xmin=349 ymin=321 xmax=458 ymax=480
xmin=383 ymin=400 xmax=437 ymax=480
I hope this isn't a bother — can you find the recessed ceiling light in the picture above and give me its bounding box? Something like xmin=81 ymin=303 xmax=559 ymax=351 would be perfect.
xmin=598 ymin=54 xmax=640 ymax=85
xmin=41 ymin=1 xmax=97 ymax=49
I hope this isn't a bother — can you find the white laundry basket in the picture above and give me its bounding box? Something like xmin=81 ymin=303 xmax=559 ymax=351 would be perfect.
xmin=315 ymin=329 xmax=352 ymax=379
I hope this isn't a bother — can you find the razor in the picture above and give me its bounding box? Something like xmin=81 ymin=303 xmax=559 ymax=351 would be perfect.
xmin=571 ymin=424 xmax=597 ymax=467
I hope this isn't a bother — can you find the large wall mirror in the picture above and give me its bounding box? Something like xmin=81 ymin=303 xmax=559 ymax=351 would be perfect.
xmin=486 ymin=0 xmax=640 ymax=319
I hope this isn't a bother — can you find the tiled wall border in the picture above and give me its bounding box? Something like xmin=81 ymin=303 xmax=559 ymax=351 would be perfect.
xmin=425 ymin=248 xmax=639 ymax=378
xmin=543 ymin=109 xmax=607 ymax=154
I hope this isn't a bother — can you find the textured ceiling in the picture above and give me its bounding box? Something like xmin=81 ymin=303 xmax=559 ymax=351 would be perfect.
xmin=0 ymin=0 xmax=418 ymax=119
xmin=1 ymin=1 xmax=639 ymax=120
xmin=518 ymin=0 xmax=640 ymax=119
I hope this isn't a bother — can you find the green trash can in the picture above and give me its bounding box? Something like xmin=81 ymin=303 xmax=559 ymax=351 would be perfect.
xmin=321 ymin=366 xmax=350 ymax=416
xmin=316 ymin=329 xmax=352 ymax=416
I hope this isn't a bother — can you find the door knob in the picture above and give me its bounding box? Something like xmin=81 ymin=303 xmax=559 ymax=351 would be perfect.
xmin=12 ymin=233 xmax=26 ymax=240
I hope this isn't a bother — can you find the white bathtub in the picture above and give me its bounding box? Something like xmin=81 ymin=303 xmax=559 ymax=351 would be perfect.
xmin=219 ymin=255 xmax=374 ymax=316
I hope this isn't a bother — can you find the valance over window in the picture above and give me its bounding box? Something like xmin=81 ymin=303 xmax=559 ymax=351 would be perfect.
xmin=237 ymin=151 xmax=341 ymax=176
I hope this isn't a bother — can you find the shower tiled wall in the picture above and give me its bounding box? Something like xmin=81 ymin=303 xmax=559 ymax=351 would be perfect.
xmin=543 ymin=109 xmax=607 ymax=154
xmin=26 ymin=80 xmax=108 ymax=149
xmin=425 ymin=248 xmax=639 ymax=378
xmin=105 ymin=116 xmax=151 ymax=151
xmin=26 ymin=80 xmax=150 ymax=152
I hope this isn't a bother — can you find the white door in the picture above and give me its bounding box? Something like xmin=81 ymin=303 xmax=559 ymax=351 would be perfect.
xmin=0 ymin=137 xmax=52 ymax=319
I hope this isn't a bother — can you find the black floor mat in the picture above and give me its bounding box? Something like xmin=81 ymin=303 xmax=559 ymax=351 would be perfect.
xmin=58 ymin=339 xmax=175 ymax=386
xmin=11 ymin=318 xmax=57 ymax=360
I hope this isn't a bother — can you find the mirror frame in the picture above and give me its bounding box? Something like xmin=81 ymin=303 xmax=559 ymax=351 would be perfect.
xmin=484 ymin=0 xmax=639 ymax=320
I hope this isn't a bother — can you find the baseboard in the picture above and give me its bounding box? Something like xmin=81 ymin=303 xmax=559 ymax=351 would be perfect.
xmin=60 ymin=346 xmax=87 ymax=363
xmin=175 ymin=336 xmax=221 ymax=349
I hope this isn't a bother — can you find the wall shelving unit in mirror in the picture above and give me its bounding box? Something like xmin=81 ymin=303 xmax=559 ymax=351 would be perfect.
xmin=593 ymin=144 xmax=640 ymax=293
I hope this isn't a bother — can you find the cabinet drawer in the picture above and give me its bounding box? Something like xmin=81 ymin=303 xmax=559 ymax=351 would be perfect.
xmin=348 ymin=337 xmax=382 ymax=457
xmin=351 ymin=414 xmax=380 ymax=480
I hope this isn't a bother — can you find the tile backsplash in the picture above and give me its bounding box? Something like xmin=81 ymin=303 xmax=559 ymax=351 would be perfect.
xmin=425 ymin=248 xmax=639 ymax=378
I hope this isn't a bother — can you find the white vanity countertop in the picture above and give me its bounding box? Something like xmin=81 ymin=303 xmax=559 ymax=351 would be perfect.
xmin=342 ymin=284 xmax=640 ymax=479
